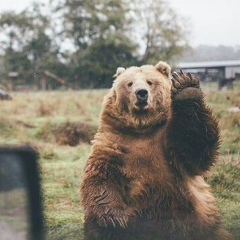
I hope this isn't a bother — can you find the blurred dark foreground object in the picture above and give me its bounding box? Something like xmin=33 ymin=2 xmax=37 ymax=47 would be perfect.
xmin=0 ymin=89 xmax=12 ymax=100
xmin=0 ymin=146 xmax=44 ymax=240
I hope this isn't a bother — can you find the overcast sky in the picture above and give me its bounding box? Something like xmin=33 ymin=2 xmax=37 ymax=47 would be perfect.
xmin=0 ymin=0 xmax=239 ymax=47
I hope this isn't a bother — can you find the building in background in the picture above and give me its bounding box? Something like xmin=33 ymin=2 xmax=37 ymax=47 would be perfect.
xmin=176 ymin=60 xmax=240 ymax=90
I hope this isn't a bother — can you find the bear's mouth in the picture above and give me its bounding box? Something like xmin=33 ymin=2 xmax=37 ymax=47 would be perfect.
xmin=135 ymin=100 xmax=149 ymax=110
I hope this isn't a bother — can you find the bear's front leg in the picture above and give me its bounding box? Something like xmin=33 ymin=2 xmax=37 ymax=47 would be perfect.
xmin=166 ymin=71 xmax=220 ymax=175
xmin=81 ymin=157 xmax=134 ymax=232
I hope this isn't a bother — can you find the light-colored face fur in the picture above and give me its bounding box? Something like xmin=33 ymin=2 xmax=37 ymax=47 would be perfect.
xmin=101 ymin=62 xmax=172 ymax=132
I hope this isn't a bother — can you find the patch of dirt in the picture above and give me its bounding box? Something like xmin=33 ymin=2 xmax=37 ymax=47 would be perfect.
xmin=54 ymin=122 xmax=97 ymax=146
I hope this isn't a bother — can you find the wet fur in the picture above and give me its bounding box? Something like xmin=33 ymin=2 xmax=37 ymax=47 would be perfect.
xmin=81 ymin=64 xmax=233 ymax=240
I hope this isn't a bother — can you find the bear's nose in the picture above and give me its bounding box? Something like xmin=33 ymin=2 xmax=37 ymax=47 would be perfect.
xmin=135 ymin=89 xmax=148 ymax=101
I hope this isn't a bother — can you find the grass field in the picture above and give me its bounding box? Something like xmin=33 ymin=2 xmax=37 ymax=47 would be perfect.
xmin=0 ymin=85 xmax=239 ymax=239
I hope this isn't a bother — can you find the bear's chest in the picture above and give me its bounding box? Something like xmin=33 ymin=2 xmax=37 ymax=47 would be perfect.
xmin=119 ymin=136 xmax=178 ymax=204
xmin=122 ymin=136 xmax=172 ymax=183
xmin=121 ymin=142 xmax=193 ymax=219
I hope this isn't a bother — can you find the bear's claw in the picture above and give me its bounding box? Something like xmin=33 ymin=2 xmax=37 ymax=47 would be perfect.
xmin=98 ymin=213 xmax=128 ymax=228
xmin=171 ymin=70 xmax=202 ymax=101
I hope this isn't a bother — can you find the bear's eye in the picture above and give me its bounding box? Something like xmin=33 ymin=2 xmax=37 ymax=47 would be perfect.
xmin=147 ymin=80 xmax=153 ymax=86
xmin=127 ymin=82 xmax=133 ymax=87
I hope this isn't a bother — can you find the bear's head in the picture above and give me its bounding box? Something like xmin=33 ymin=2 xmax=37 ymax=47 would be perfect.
xmin=101 ymin=61 xmax=172 ymax=133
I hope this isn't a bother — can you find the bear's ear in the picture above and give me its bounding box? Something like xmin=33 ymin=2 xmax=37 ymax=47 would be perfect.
xmin=113 ymin=67 xmax=126 ymax=78
xmin=155 ymin=61 xmax=171 ymax=78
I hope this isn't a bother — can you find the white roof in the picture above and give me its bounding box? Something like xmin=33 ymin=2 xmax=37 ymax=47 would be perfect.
xmin=176 ymin=60 xmax=240 ymax=69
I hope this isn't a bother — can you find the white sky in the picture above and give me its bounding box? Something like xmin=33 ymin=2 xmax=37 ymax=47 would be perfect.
xmin=167 ymin=0 xmax=240 ymax=47
xmin=0 ymin=1 xmax=48 ymax=13
xmin=0 ymin=0 xmax=239 ymax=47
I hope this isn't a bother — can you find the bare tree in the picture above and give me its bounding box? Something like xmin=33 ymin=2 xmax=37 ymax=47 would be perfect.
xmin=131 ymin=0 xmax=190 ymax=64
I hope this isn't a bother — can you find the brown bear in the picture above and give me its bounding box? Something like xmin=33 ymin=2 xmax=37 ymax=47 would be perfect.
xmin=80 ymin=62 xmax=233 ymax=240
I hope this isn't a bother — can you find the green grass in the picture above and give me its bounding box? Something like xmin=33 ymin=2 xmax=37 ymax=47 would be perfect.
xmin=0 ymin=88 xmax=239 ymax=239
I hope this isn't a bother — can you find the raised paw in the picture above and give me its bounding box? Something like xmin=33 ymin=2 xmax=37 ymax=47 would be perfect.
xmin=171 ymin=70 xmax=203 ymax=101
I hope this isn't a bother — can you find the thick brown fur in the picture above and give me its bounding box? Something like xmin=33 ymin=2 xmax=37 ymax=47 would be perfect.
xmin=80 ymin=62 xmax=233 ymax=240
